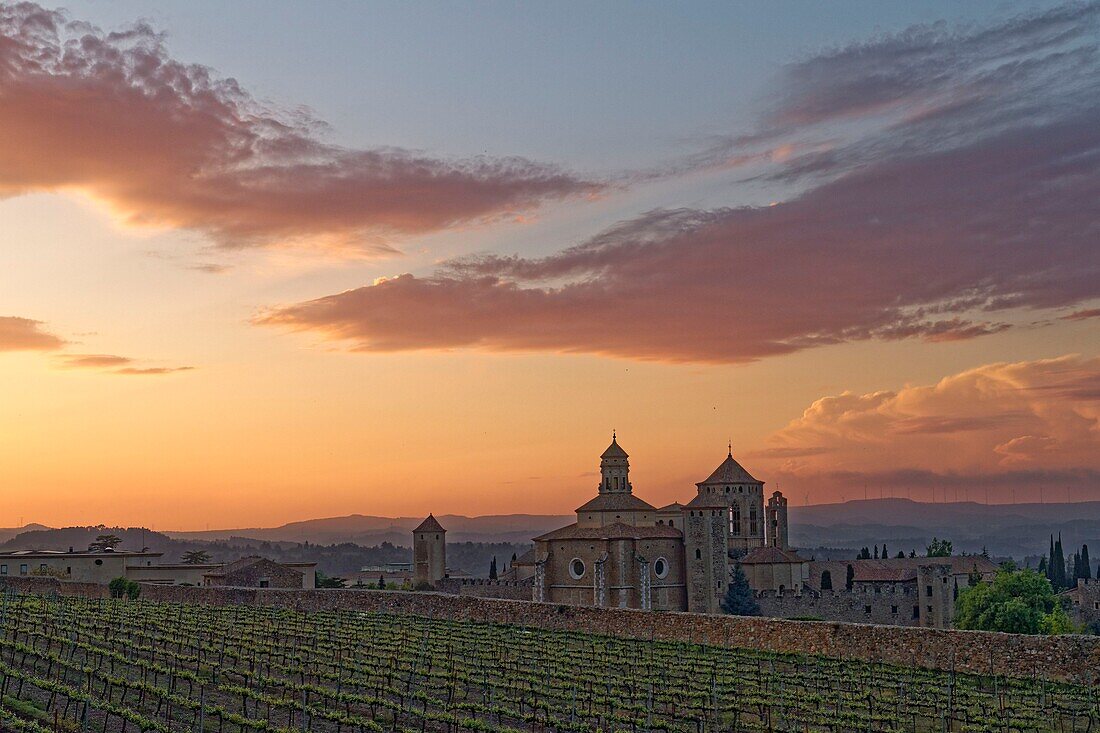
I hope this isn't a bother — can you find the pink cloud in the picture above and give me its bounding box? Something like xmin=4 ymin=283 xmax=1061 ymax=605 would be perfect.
xmin=56 ymin=353 xmax=192 ymax=375
xmin=0 ymin=316 xmax=64 ymax=351
xmin=0 ymin=4 xmax=600 ymax=253
xmin=257 ymin=5 xmax=1100 ymax=362
xmin=754 ymin=356 xmax=1100 ymax=499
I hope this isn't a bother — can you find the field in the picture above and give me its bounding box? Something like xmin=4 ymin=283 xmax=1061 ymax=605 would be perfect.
xmin=0 ymin=592 xmax=1096 ymax=733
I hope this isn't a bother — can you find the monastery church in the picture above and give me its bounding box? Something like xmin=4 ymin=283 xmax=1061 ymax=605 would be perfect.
xmin=530 ymin=434 xmax=802 ymax=613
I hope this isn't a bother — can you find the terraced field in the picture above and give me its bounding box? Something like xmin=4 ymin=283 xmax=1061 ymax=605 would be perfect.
xmin=0 ymin=591 xmax=1096 ymax=732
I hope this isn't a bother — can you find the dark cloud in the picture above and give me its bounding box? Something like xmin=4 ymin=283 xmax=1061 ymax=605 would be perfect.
xmin=0 ymin=316 xmax=64 ymax=351
xmin=0 ymin=3 xmax=600 ymax=253
xmin=258 ymin=4 xmax=1100 ymax=362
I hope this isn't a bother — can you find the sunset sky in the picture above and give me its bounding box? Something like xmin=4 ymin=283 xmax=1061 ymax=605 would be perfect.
xmin=1 ymin=1 xmax=1098 ymax=529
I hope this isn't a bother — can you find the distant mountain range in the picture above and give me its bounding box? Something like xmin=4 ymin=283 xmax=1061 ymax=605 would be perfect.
xmin=4 ymin=499 xmax=1098 ymax=564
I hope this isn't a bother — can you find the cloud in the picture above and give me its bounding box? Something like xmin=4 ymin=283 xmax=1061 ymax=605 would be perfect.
xmin=257 ymin=4 xmax=1100 ymax=362
xmin=58 ymin=354 xmax=133 ymax=369
xmin=1061 ymin=308 xmax=1100 ymax=321
xmin=753 ymin=356 xmax=1100 ymax=499
xmin=0 ymin=4 xmax=599 ymax=253
xmin=56 ymin=353 xmax=192 ymax=375
xmin=113 ymin=366 xmax=194 ymax=375
xmin=0 ymin=316 xmax=64 ymax=351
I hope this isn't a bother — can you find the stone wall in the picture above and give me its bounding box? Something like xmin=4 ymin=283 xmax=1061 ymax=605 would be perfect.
xmin=756 ymin=587 xmax=924 ymax=627
xmin=3 ymin=576 xmax=1097 ymax=685
xmin=436 ymin=577 xmax=534 ymax=600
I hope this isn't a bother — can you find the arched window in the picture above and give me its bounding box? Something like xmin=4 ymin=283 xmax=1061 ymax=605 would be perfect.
xmin=749 ymin=506 xmax=759 ymax=536
xmin=730 ymin=506 xmax=741 ymax=535
xmin=820 ymin=570 xmax=833 ymax=590
xmin=695 ymin=549 xmax=702 ymax=560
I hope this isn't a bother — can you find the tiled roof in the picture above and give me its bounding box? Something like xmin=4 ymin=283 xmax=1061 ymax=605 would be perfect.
xmin=741 ymin=546 xmax=807 ymax=564
xmin=683 ymin=493 xmax=728 ymax=509
xmin=576 ymin=493 xmax=656 ymax=513
xmin=698 ymin=452 xmax=760 ymax=485
xmin=511 ymin=548 xmax=537 ymax=566
xmin=534 ymin=522 xmax=682 ymax=542
xmin=413 ymin=514 xmax=446 ymax=533
xmin=851 ymin=556 xmax=1000 ymax=583
xmin=657 ymin=502 xmax=683 ymax=512
xmin=600 ymin=435 xmax=629 ymax=459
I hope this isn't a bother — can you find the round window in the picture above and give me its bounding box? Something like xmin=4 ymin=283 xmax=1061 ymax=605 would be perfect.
xmin=569 ymin=558 xmax=586 ymax=579
xmin=654 ymin=557 xmax=669 ymax=579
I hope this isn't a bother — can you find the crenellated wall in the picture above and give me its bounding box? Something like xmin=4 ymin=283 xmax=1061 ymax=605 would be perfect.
xmin=2 ymin=576 xmax=1097 ymax=685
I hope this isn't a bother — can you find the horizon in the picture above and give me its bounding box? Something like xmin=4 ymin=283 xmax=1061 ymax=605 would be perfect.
xmin=7 ymin=495 xmax=1100 ymax=535
xmin=0 ymin=1 xmax=1097 ymax=527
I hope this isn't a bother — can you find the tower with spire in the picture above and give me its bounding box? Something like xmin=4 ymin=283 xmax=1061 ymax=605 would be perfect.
xmin=599 ymin=431 xmax=632 ymax=494
xmin=412 ymin=514 xmax=446 ymax=587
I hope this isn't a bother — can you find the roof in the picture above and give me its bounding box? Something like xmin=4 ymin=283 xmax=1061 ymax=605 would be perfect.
xmin=203 ymin=556 xmax=304 ymax=579
xmin=657 ymin=502 xmax=683 ymax=512
xmin=698 ymin=451 xmax=761 ymax=485
xmin=600 ymin=434 xmax=629 ymax=459
xmin=512 ymin=548 xmax=537 ymax=566
xmin=741 ymin=546 xmax=807 ymax=564
xmin=683 ymin=493 xmax=729 ymax=509
xmin=413 ymin=514 xmax=446 ymax=533
xmin=534 ymin=521 xmax=682 ymax=542
xmin=576 ymin=493 xmax=656 ymax=513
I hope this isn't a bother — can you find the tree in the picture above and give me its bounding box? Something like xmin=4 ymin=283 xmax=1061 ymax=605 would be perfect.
xmin=181 ymin=550 xmax=211 ymax=565
xmin=721 ymin=563 xmax=759 ymax=616
xmin=926 ymin=537 xmax=952 ymax=557
xmin=378 ymin=574 xmax=385 ymax=590
xmin=489 ymin=556 xmax=498 ymax=580
xmin=1037 ymin=555 xmax=1048 ymax=576
xmin=1082 ymin=545 xmax=1092 ymax=580
xmin=845 ymin=564 xmax=854 ymax=591
xmin=955 ymin=568 xmax=1074 ymax=635
xmin=1052 ymin=534 xmax=1067 ymax=590
xmin=882 ymin=543 xmax=888 ymax=559
xmin=108 ymin=577 xmax=140 ymax=600
xmin=896 ymin=551 xmax=906 ymax=558
xmin=315 ymin=572 xmax=348 ymax=589
xmin=857 ymin=547 xmax=871 ymax=560
xmin=90 ymin=534 xmax=122 ymax=552
xmin=820 ymin=570 xmax=832 ymax=590
xmin=873 ymin=545 xmax=879 ymax=559
xmin=909 ymin=550 xmax=917 ymax=558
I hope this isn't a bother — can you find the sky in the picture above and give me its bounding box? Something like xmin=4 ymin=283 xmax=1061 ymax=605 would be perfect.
xmin=0 ymin=1 xmax=1098 ymax=529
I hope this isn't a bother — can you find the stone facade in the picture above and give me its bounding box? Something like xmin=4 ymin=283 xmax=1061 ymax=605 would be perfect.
xmin=5 ymin=578 xmax=1096 ymax=685
xmin=0 ymin=550 xmax=162 ymax=585
xmin=1065 ymin=578 xmax=1100 ymax=629
xmin=202 ymin=556 xmax=307 ymax=589
xmin=412 ymin=514 xmax=446 ymax=587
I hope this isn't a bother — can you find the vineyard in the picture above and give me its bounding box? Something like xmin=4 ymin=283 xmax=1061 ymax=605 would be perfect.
xmin=0 ymin=592 xmax=1096 ymax=732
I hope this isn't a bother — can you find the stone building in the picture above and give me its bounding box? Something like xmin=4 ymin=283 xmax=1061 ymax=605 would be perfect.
xmin=0 ymin=549 xmax=162 ymax=585
xmin=201 ymin=556 xmax=311 ymax=589
xmin=412 ymin=514 xmax=447 ymax=587
xmin=528 ymin=435 xmax=788 ymax=613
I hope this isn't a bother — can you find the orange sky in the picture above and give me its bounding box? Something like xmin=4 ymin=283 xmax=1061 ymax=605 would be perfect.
xmin=1 ymin=2 xmax=1098 ymax=529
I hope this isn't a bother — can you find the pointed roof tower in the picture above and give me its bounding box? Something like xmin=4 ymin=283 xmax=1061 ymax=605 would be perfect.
xmin=414 ymin=514 xmax=446 ymax=533
xmin=698 ymin=445 xmax=761 ymax=485
xmin=601 ymin=430 xmax=628 ymax=459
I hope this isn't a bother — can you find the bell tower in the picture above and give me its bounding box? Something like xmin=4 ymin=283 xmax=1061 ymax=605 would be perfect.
xmin=599 ymin=431 xmax=631 ymax=494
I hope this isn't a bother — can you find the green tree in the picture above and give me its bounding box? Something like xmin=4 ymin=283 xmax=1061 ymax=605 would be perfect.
xmin=881 ymin=543 xmax=888 ymax=559
xmin=721 ymin=563 xmax=760 ymax=616
xmin=926 ymin=537 xmax=952 ymax=557
xmin=955 ymin=568 xmax=1074 ymax=634
xmin=489 ymin=556 xmax=498 ymax=580
xmin=1082 ymin=545 xmax=1092 ymax=580
xmin=181 ymin=550 xmax=211 ymax=565
xmin=845 ymin=564 xmax=854 ymax=591
xmin=857 ymin=547 xmax=871 ymax=560
xmin=896 ymin=551 xmax=905 ymax=558
xmin=1052 ymin=534 xmax=1066 ymax=590
xmin=315 ymin=572 xmax=347 ymax=589
xmin=378 ymin=574 xmax=385 ymax=590
xmin=819 ymin=570 xmax=832 ymax=590
xmin=90 ymin=534 xmax=123 ymax=552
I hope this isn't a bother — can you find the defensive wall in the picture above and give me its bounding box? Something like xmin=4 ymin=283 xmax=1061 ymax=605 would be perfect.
xmin=436 ymin=577 xmax=534 ymax=600
xmin=2 ymin=576 xmax=1097 ymax=685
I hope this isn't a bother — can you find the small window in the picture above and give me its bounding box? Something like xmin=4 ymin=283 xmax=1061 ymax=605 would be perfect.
xmin=926 ymin=585 xmax=933 ymax=597
xmin=668 ymin=520 xmax=674 ymax=528
xmin=569 ymin=558 xmax=586 ymax=580
xmin=654 ymin=557 xmax=669 ymax=579
xmin=927 ymin=605 xmax=933 ymax=613
xmin=258 ymin=579 xmax=270 ymax=588
xmin=19 ymin=564 xmax=28 ymax=575
xmin=0 ymin=565 xmax=6 ymax=575
xmin=95 ymin=559 xmax=103 ymax=566
xmin=39 ymin=564 xmax=47 ymax=572
xmin=864 ymin=605 xmax=871 ymax=614
xmin=891 ymin=605 xmax=898 ymax=614
xmin=912 ymin=606 xmax=920 ymax=619
xmin=695 ymin=549 xmax=701 ymax=560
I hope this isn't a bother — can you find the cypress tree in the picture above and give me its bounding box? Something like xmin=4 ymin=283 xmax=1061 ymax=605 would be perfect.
xmin=1083 ymin=545 xmax=1092 ymax=580
xmin=874 ymin=545 xmax=879 ymax=559
xmin=882 ymin=542 xmax=888 ymax=559
xmin=1048 ymin=535 xmax=1056 ymax=583
xmin=721 ymin=563 xmax=760 ymax=615
xmin=489 ymin=556 xmax=498 ymax=580
xmin=1037 ymin=555 xmax=1047 ymax=576
xmin=845 ymin=564 xmax=854 ymax=591
xmin=1052 ymin=534 xmax=1066 ymax=590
